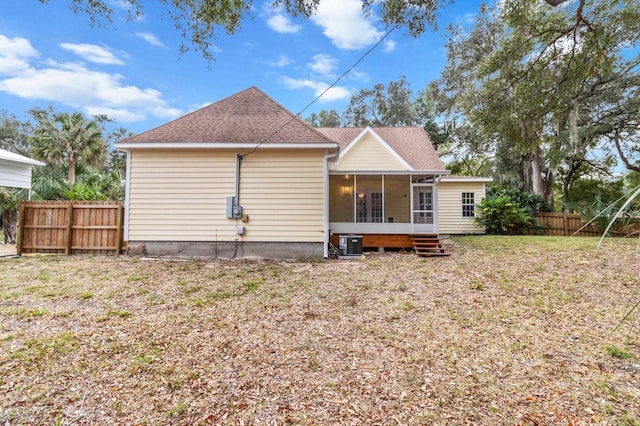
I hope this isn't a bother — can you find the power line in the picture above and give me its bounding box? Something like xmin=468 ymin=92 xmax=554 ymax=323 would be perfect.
xmin=243 ymin=20 xmax=402 ymax=156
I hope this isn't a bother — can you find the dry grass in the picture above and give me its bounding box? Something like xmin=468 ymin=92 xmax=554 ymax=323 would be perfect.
xmin=1 ymin=236 xmax=639 ymax=425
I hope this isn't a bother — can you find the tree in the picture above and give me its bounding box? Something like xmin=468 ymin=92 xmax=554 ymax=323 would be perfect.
xmin=305 ymin=109 xmax=341 ymax=127
xmin=30 ymin=111 xmax=107 ymax=190
xmin=0 ymin=111 xmax=30 ymax=156
xmin=42 ymin=0 xmax=575 ymax=62
xmin=432 ymin=0 xmax=640 ymax=208
xmin=343 ymin=76 xmax=421 ymax=127
xmin=0 ymin=187 xmax=26 ymax=244
xmin=39 ymin=0 xmax=443 ymax=62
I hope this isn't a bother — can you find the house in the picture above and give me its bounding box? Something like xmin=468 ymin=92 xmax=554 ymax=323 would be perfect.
xmin=115 ymin=87 xmax=490 ymax=259
xmin=0 ymin=148 xmax=45 ymax=194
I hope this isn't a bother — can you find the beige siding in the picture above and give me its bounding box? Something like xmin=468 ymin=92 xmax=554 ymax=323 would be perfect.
xmin=127 ymin=149 xmax=326 ymax=242
xmin=336 ymin=133 xmax=406 ymax=171
xmin=437 ymin=181 xmax=486 ymax=234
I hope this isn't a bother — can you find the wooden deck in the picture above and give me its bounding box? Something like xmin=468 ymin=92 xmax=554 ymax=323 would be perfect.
xmin=330 ymin=233 xmax=450 ymax=257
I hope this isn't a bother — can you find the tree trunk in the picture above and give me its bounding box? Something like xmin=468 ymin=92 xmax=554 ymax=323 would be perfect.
xmin=530 ymin=145 xmax=545 ymax=198
xmin=530 ymin=144 xmax=555 ymax=208
xmin=68 ymin=157 xmax=76 ymax=188
xmin=1 ymin=207 xmax=18 ymax=244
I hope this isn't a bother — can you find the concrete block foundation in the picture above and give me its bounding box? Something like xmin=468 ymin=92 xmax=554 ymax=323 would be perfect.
xmin=126 ymin=241 xmax=325 ymax=260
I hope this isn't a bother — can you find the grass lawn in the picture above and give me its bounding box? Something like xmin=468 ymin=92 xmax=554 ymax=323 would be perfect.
xmin=1 ymin=236 xmax=639 ymax=425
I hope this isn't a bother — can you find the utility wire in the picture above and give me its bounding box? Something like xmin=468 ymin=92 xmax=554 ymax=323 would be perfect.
xmin=243 ymin=19 xmax=403 ymax=157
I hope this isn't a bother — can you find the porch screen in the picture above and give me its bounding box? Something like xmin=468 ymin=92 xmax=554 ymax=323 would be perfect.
xmin=413 ymin=186 xmax=434 ymax=224
xmin=356 ymin=192 xmax=383 ymax=223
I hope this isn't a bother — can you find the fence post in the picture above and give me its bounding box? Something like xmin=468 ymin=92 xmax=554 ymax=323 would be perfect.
xmin=562 ymin=213 xmax=569 ymax=236
xmin=16 ymin=202 xmax=26 ymax=256
xmin=65 ymin=202 xmax=73 ymax=255
xmin=116 ymin=204 xmax=124 ymax=255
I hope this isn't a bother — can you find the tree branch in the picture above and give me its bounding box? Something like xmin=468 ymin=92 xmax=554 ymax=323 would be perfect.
xmin=613 ymin=128 xmax=640 ymax=173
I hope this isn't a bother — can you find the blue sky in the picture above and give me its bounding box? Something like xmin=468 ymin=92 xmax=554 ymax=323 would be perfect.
xmin=0 ymin=1 xmax=481 ymax=136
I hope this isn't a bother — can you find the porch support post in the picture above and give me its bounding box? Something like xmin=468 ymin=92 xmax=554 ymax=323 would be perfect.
xmin=353 ymin=174 xmax=357 ymax=223
xmin=381 ymin=174 xmax=385 ymax=224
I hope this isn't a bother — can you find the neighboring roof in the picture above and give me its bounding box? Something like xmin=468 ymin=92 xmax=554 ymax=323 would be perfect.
xmin=0 ymin=149 xmax=45 ymax=166
xmin=116 ymin=87 xmax=336 ymax=147
xmin=317 ymin=126 xmax=444 ymax=171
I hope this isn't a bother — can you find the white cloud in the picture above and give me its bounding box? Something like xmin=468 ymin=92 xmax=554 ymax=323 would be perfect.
xmin=263 ymin=4 xmax=301 ymax=33
xmin=281 ymin=76 xmax=351 ymax=102
xmin=60 ymin=43 xmax=124 ymax=65
xmin=267 ymin=14 xmax=301 ymax=33
xmin=311 ymin=0 xmax=383 ymax=50
xmin=348 ymin=70 xmax=371 ymax=83
xmin=308 ymin=54 xmax=337 ymax=78
xmin=0 ymin=38 xmax=181 ymax=123
xmin=267 ymin=54 xmax=294 ymax=68
xmin=135 ymin=32 xmax=164 ymax=47
xmin=383 ymin=40 xmax=397 ymax=53
xmin=0 ymin=35 xmax=39 ymax=75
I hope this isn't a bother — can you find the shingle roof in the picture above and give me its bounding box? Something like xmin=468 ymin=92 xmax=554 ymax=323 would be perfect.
xmin=316 ymin=127 xmax=444 ymax=171
xmin=117 ymin=87 xmax=335 ymax=145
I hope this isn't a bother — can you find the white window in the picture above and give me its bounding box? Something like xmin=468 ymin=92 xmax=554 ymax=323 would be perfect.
xmin=462 ymin=192 xmax=475 ymax=217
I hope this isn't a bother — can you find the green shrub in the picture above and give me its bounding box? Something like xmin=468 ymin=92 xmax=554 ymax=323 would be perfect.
xmin=475 ymin=188 xmax=549 ymax=235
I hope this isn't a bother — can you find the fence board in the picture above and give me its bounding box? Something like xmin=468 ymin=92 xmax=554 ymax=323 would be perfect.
xmin=17 ymin=201 xmax=125 ymax=255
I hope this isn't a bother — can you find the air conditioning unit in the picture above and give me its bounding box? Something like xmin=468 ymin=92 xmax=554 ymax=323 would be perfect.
xmin=338 ymin=234 xmax=363 ymax=256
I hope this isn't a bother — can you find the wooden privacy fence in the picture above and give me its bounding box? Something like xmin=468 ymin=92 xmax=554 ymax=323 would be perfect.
xmin=534 ymin=212 xmax=640 ymax=237
xmin=17 ymin=201 xmax=125 ymax=255
xmin=534 ymin=212 xmax=601 ymax=237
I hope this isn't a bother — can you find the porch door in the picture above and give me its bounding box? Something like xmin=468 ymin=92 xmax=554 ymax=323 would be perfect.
xmin=411 ymin=184 xmax=435 ymax=233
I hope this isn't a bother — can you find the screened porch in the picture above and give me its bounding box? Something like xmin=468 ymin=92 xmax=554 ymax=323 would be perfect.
xmin=328 ymin=173 xmax=443 ymax=236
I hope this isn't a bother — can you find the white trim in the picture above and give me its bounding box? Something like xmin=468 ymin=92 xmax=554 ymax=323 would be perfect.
xmin=0 ymin=148 xmax=45 ymax=166
xmin=115 ymin=142 xmax=339 ymax=150
xmin=330 ymin=170 xmax=451 ymax=176
xmin=324 ymin=149 xmax=339 ymax=258
xmin=331 ymin=222 xmax=413 ymax=235
xmin=338 ymin=126 xmax=413 ymax=170
xmin=411 ymin=183 xmax=436 ymax=234
xmin=440 ymin=176 xmax=493 ymax=182
xmin=123 ymin=151 xmax=132 ymax=240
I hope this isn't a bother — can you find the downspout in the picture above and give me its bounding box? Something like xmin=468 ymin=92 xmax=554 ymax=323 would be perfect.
xmin=235 ymin=154 xmax=243 ymax=208
xmin=123 ymin=150 xmax=132 ymax=241
xmin=324 ymin=149 xmax=339 ymax=258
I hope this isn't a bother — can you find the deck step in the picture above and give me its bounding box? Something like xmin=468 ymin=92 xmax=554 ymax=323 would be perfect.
xmin=410 ymin=234 xmax=450 ymax=257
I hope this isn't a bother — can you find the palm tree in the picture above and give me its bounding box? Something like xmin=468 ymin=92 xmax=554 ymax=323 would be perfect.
xmin=31 ymin=112 xmax=107 ymax=189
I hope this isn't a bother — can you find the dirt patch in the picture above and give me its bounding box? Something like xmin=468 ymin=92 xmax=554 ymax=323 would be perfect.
xmin=0 ymin=244 xmax=16 ymax=257
xmin=1 ymin=236 xmax=639 ymax=425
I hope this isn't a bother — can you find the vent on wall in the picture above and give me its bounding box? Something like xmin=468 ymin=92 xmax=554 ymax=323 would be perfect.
xmin=338 ymin=234 xmax=363 ymax=256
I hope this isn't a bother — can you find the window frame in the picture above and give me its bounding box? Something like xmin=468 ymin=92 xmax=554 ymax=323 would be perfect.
xmin=461 ymin=192 xmax=475 ymax=218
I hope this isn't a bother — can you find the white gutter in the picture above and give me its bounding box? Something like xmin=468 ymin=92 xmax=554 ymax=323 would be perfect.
xmin=329 ymin=170 xmax=452 ymax=176
xmin=324 ymin=149 xmax=340 ymax=259
xmin=115 ymin=142 xmax=339 ymax=150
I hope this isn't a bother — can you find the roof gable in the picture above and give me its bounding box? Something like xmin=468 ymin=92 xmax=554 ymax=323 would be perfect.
xmin=117 ymin=87 xmax=334 ymax=146
xmin=317 ymin=126 xmax=444 ymax=171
